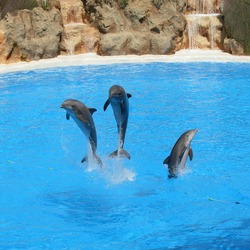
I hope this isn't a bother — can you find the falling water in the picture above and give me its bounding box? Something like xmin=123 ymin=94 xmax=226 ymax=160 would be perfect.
xmin=187 ymin=17 xmax=199 ymax=49
xmin=210 ymin=21 xmax=215 ymax=50
xmin=83 ymin=36 xmax=96 ymax=53
xmin=65 ymin=36 xmax=75 ymax=55
xmin=192 ymin=0 xmax=215 ymax=14
xmin=186 ymin=0 xmax=222 ymax=50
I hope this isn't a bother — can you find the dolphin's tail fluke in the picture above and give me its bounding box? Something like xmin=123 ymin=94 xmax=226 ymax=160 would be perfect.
xmin=94 ymin=153 xmax=103 ymax=167
xmin=81 ymin=153 xmax=103 ymax=167
xmin=168 ymin=173 xmax=178 ymax=179
xmin=109 ymin=149 xmax=131 ymax=160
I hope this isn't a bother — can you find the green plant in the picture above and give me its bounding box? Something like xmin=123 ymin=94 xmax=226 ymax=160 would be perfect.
xmin=118 ymin=0 xmax=129 ymax=9
xmin=152 ymin=0 xmax=164 ymax=10
xmin=40 ymin=0 xmax=49 ymax=10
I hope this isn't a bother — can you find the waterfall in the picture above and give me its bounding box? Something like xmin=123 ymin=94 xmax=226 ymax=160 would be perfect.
xmin=210 ymin=21 xmax=215 ymax=50
xmin=64 ymin=36 xmax=75 ymax=55
xmin=186 ymin=0 xmax=223 ymax=50
xmin=191 ymin=0 xmax=215 ymax=14
xmin=83 ymin=36 xmax=96 ymax=53
xmin=187 ymin=17 xmax=199 ymax=49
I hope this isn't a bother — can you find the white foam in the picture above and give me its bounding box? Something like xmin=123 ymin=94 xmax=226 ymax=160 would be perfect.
xmin=0 ymin=50 xmax=250 ymax=74
xmin=104 ymin=158 xmax=136 ymax=185
xmin=186 ymin=13 xmax=222 ymax=17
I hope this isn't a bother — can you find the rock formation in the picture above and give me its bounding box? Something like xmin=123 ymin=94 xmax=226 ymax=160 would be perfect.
xmin=0 ymin=6 xmax=63 ymax=63
xmin=85 ymin=0 xmax=187 ymax=55
xmin=0 ymin=0 xmax=249 ymax=63
xmin=59 ymin=0 xmax=99 ymax=55
xmin=223 ymin=0 xmax=250 ymax=55
xmin=0 ymin=0 xmax=187 ymax=62
xmin=186 ymin=0 xmax=221 ymax=14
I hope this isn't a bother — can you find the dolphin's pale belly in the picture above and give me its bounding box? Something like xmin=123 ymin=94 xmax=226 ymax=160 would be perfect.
xmin=71 ymin=115 xmax=90 ymax=137
xmin=111 ymin=103 xmax=127 ymax=125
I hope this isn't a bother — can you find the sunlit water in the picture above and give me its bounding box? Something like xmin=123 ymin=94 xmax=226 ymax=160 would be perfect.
xmin=0 ymin=62 xmax=250 ymax=249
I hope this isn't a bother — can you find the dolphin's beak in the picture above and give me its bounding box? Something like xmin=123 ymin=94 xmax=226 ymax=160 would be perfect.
xmin=60 ymin=104 xmax=66 ymax=109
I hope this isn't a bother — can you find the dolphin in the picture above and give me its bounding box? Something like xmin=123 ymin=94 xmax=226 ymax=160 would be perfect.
xmin=103 ymin=85 xmax=132 ymax=159
xmin=61 ymin=99 xmax=102 ymax=166
xmin=163 ymin=129 xmax=198 ymax=178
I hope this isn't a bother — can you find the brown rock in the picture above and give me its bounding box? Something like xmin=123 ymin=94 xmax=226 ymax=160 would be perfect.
xmin=59 ymin=0 xmax=85 ymax=24
xmin=61 ymin=24 xmax=100 ymax=54
xmin=223 ymin=38 xmax=244 ymax=55
xmin=0 ymin=7 xmax=63 ymax=63
xmin=89 ymin=0 xmax=186 ymax=55
xmin=223 ymin=0 xmax=250 ymax=54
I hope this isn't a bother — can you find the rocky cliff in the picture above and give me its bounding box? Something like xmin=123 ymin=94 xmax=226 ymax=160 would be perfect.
xmin=0 ymin=0 xmax=187 ymax=63
xmin=223 ymin=0 xmax=250 ymax=55
xmin=86 ymin=0 xmax=187 ymax=55
xmin=0 ymin=0 xmax=249 ymax=63
xmin=0 ymin=7 xmax=63 ymax=63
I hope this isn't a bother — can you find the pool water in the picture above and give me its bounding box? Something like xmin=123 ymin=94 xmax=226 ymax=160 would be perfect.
xmin=0 ymin=62 xmax=250 ymax=249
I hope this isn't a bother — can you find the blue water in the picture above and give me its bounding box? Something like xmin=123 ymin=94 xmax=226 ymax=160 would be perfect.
xmin=0 ymin=62 xmax=250 ymax=249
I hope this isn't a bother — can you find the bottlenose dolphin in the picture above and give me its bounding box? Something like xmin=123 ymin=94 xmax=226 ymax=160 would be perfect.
xmin=163 ymin=129 xmax=198 ymax=178
xmin=103 ymin=85 xmax=132 ymax=159
xmin=61 ymin=99 xmax=102 ymax=166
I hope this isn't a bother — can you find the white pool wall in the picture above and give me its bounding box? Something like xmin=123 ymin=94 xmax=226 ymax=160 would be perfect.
xmin=0 ymin=50 xmax=250 ymax=74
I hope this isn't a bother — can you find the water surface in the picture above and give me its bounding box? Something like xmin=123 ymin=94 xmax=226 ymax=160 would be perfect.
xmin=0 ymin=62 xmax=250 ymax=249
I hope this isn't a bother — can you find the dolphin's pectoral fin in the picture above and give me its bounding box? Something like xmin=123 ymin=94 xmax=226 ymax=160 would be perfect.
xmin=188 ymin=148 xmax=193 ymax=161
xmin=163 ymin=156 xmax=170 ymax=165
xmin=81 ymin=156 xmax=88 ymax=163
xmin=103 ymin=99 xmax=110 ymax=111
xmin=179 ymin=148 xmax=187 ymax=161
xmin=89 ymin=108 xmax=97 ymax=115
xmin=127 ymin=93 xmax=132 ymax=98
xmin=110 ymin=149 xmax=131 ymax=160
xmin=66 ymin=113 xmax=70 ymax=120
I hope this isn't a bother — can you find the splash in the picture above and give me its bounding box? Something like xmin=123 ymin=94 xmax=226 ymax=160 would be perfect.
xmin=178 ymin=165 xmax=192 ymax=177
xmin=85 ymin=153 xmax=136 ymax=185
xmin=84 ymin=143 xmax=103 ymax=172
xmin=102 ymin=158 xmax=136 ymax=185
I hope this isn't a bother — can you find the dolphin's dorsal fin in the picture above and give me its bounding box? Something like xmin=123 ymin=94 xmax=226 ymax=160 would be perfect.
xmin=163 ymin=156 xmax=171 ymax=165
xmin=103 ymin=99 xmax=110 ymax=111
xmin=89 ymin=108 xmax=97 ymax=115
xmin=66 ymin=113 xmax=70 ymax=120
xmin=127 ymin=93 xmax=132 ymax=98
xmin=188 ymin=148 xmax=193 ymax=161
